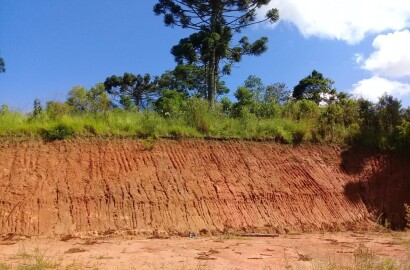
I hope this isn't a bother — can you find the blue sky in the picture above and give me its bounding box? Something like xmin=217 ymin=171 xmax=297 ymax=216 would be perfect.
xmin=1 ymin=0 xmax=410 ymax=111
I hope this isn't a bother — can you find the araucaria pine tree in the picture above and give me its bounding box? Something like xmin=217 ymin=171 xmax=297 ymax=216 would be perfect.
xmin=154 ymin=0 xmax=279 ymax=107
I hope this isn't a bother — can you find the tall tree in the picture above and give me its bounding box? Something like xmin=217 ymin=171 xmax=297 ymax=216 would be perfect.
xmin=104 ymin=73 xmax=158 ymax=110
xmin=32 ymin=98 xmax=43 ymax=118
xmin=292 ymin=70 xmax=336 ymax=105
xmin=67 ymin=86 xmax=89 ymax=112
xmin=243 ymin=75 xmax=264 ymax=102
xmin=0 ymin=57 xmax=5 ymax=73
xmin=265 ymin=82 xmax=290 ymax=104
xmin=158 ymin=65 xmax=229 ymax=98
xmin=154 ymin=0 xmax=279 ymax=107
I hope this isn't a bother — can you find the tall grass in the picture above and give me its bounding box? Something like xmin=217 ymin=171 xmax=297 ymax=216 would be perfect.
xmin=0 ymin=107 xmax=330 ymax=143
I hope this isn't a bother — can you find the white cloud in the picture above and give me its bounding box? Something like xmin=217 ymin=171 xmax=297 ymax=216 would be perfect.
xmin=361 ymin=30 xmax=410 ymax=78
xmin=351 ymin=76 xmax=410 ymax=102
xmin=355 ymin=53 xmax=364 ymax=64
xmin=260 ymin=0 xmax=410 ymax=43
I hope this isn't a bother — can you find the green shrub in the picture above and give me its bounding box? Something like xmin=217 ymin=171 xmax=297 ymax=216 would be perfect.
xmin=137 ymin=112 xmax=166 ymax=138
xmin=184 ymin=98 xmax=213 ymax=134
xmin=291 ymin=128 xmax=306 ymax=144
xmin=41 ymin=124 xmax=74 ymax=141
xmin=254 ymin=102 xmax=281 ymax=118
xmin=154 ymin=89 xmax=186 ymax=116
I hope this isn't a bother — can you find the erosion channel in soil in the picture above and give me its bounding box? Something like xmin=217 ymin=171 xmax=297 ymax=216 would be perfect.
xmin=0 ymin=139 xmax=409 ymax=237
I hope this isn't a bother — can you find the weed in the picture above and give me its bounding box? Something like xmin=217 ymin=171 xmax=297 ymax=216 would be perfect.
xmin=141 ymin=137 xmax=156 ymax=151
xmin=0 ymin=263 xmax=11 ymax=270
xmin=353 ymin=244 xmax=377 ymax=269
xmin=404 ymin=204 xmax=410 ymax=229
xmin=13 ymin=247 xmax=60 ymax=270
xmin=305 ymin=243 xmax=410 ymax=270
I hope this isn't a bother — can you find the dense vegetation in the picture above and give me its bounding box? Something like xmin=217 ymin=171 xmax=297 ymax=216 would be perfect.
xmin=1 ymin=1 xmax=409 ymax=153
xmin=1 ymin=71 xmax=409 ymax=154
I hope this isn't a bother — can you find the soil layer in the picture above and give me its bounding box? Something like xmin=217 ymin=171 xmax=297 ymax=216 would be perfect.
xmin=0 ymin=139 xmax=409 ymax=236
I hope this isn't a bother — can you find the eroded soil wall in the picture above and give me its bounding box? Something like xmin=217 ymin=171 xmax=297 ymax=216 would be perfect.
xmin=0 ymin=140 xmax=408 ymax=236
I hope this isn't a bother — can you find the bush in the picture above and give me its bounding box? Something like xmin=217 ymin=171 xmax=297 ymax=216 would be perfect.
xmin=41 ymin=124 xmax=74 ymax=141
xmin=282 ymin=100 xmax=320 ymax=121
xmin=184 ymin=98 xmax=213 ymax=134
xmin=45 ymin=101 xmax=71 ymax=120
xmin=291 ymin=128 xmax=306 ymax=144
xmin=254 ymin=102 xmax=281 ymax=118
xmin=154 ymin=89 xmax=186 ymax=116
xmin=137 ymin=112 xmax=166 ymax=138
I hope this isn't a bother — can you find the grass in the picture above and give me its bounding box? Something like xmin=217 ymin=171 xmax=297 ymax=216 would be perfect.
xmin=0 ymin=109 xmax=329 ymax=145
xmin=0 ymin=263 xmax=11 ymax=270
xmin=296 ymin=242 xmax=410 ymax=270
xmin=11 ymin=247 xmax=60 ymax=270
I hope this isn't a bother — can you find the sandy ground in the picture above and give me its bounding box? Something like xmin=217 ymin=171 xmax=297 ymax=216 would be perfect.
xmin=1 ymin=232 xmax=409 ymax=270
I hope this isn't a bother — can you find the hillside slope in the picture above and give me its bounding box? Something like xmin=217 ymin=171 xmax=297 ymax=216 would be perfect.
xmin=0 ymin=140 xmax=409 ymax=236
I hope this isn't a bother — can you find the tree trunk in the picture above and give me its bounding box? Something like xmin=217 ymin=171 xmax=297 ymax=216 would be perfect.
xmin=207 ymin=52 xmax=216 ymax=108
xmin=207 ymin=1 xmax=219 ymax=108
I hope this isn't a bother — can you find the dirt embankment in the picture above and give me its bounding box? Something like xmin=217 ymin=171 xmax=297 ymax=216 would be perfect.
xmin=0 ymin=140 xmax=409 ymax=237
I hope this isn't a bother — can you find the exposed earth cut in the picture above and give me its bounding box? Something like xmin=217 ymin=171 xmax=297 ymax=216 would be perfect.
xmin=0 ymin=139 xmax=409 ymax=237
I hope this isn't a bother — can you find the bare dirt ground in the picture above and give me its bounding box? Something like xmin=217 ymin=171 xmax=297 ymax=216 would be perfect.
xmin=1 ymin=232 xmax=409 ymax=270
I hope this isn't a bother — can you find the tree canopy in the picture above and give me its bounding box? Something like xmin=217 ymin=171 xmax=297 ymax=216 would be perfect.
xmin=157 ymin=65 xmax=228 ymax=98
xmin=0 ymin=57 xmax=5 ymax=73
xmin=154 ymin=0 xmax=279 ymax=106
xmin=104 ymin=73 xmax=158 ymax=110
xmin=292 ymin=70 xmax=336 ymax=104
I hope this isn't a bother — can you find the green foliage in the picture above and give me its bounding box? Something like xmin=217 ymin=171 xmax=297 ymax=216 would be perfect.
xmin=352 ymin=94 xmax=405 ymax=151
xmin=283 ymin=100 xmax=320 ymax=121
xmin=13 ymin=247 xmax=60 ymax=270
xmin=87 ymin=83 xmax=112 ymax=112
xmin=184 ymin=98 xmax=213 ymax=134
xmin=138 ymin=112 xmax=166 ymax=138
xmin=67 ymin=86 xmax=88 ymax=112
xmin=244 ymin=75 xmax=265 ymax=102
xmin=293 ymin=70 xmax=335 ymax=104
xmin=104 ymin=73 xmax=157 ymax=110
xmin=377 ymin=94 xmax=402 ymax=134
xmin=1 ymin=85 xmax=410 ymax=153
xmin=45 ymin=101 xmax=71 ymax=120
xmin=220 ymin=97 xmax=233 ymax=116
xmin=154 ymin=0 xmax=279 ymax=106
xmin=32 ymin=99 xmax=43 ymax=119
xmin=397 ymin=121 xmax=410 ymax=152
xmin=265 ymin=82 xmax=290 ymax=104
xmin=65 ymin=84 xmax=112 ymax=114
xmin=232 ymin=86 xmax=255 ymax=117
xmin=41 ymin=123 xmax=74 ymax=141
xmin=0 ymin=104 xmax=9 ymax=115
xmin=0 ymin=57 xmax=5 ymax=73
xmin=154 ymin=89 xmax=186 ymax=116
xmin=158 ymin=65 xmax=229 ymax=98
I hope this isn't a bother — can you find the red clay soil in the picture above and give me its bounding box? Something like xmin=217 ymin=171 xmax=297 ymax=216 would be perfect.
xmin=0 ymin=139 xmax=409 ymax=237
